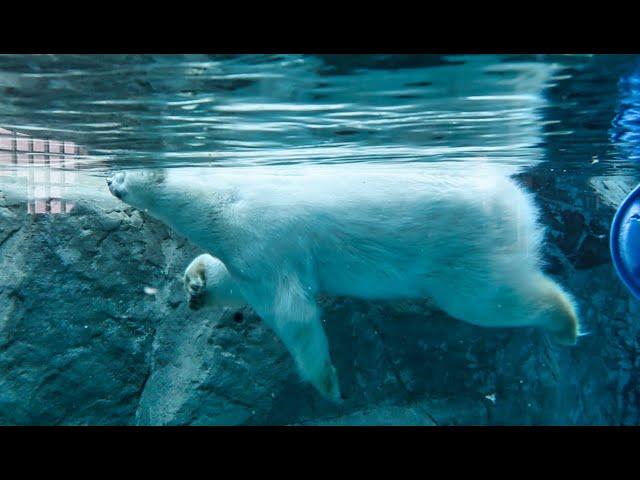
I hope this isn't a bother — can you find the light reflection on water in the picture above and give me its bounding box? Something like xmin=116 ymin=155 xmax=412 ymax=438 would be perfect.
xmin=0 ymin=54 xmax=639 ymax=214
xmin=0 ymin=55 xmax=557 ymax=168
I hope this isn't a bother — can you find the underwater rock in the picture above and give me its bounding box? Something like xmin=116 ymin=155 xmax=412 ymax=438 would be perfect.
xmin=546 ymin=208 xmax=610 ymax=270
xmin=589 ymin=176 xmax=638 ymax=210
xmin=516 ymin=161 xmax=640 ymax=425
xmin=0 ymin=193 xmax=561 ymax=425
xmin=572 ymin=232 xmax=610 ymax=269
xmin=0 ymin=175 xmax=638 ymax=425
xmin=555 ymin=210 xmax=587 ymax=256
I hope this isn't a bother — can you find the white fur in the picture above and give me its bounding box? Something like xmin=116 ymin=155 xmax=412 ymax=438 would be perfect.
xmin=108 ymin=163 xmax=579 ymax=402
xmin=184 ymin=253 xmax=247 ymax=310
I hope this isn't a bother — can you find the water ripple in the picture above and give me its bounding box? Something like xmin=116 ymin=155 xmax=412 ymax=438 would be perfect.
xmin=0 ymin=53 xmax=637 ymax=178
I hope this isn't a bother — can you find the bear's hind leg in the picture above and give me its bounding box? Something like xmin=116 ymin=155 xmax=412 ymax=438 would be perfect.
xmin=531 ymin=274 xmax=579 ymax=345
xmin=426 ymin=272 xmax=579 ymax=345
xmin=249 ymin=274 xmax=341 ymax=403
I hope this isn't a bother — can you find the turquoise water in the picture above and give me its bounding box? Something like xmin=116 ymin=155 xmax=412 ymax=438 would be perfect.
xmin=0 ymin=54 xmax=632 ymax=171
xmin=1 ymin=54 xmax=640 ymax=425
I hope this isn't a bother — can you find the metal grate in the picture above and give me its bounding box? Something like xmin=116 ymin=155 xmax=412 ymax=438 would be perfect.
xmin=0 ymin=128 xmax=85 ymax=214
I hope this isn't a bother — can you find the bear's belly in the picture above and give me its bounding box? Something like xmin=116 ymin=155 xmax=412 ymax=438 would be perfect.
xmin=314 ymin=245 xmax=431 ymax=300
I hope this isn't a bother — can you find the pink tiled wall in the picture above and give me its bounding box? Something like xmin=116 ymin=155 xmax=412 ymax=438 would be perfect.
xmin=0 ymin=128 xmax=81 ymax=214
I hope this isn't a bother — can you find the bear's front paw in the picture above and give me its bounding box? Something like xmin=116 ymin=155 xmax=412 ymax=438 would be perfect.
xmin=187 ymin=279 xmax=205 ymax=297
xmin=184 ymin=271 xmax=207 ymax=310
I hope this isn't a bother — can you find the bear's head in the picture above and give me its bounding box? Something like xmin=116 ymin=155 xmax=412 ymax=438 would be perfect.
xmin=106 ymin=169 xmax=166 ymax=210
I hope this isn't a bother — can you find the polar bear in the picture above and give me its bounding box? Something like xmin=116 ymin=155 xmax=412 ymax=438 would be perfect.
xmin=107 ymin=163 xmax=580 ymax=402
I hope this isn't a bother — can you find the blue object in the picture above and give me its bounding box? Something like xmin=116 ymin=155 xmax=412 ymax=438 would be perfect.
xmin=611 ymin=184 xmax=640 ymax=299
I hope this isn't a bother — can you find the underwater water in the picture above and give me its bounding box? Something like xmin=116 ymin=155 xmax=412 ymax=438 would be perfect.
xmin=1 ymin=54 xmax=640 ymax=425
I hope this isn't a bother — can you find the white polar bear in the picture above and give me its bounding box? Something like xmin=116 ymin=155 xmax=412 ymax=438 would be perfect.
xmin=107 ymin=163 xmax=580 ymax=402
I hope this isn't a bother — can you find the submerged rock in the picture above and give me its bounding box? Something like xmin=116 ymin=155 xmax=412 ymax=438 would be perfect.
xmin=0 ymin=171 xmax=638 ymax=425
